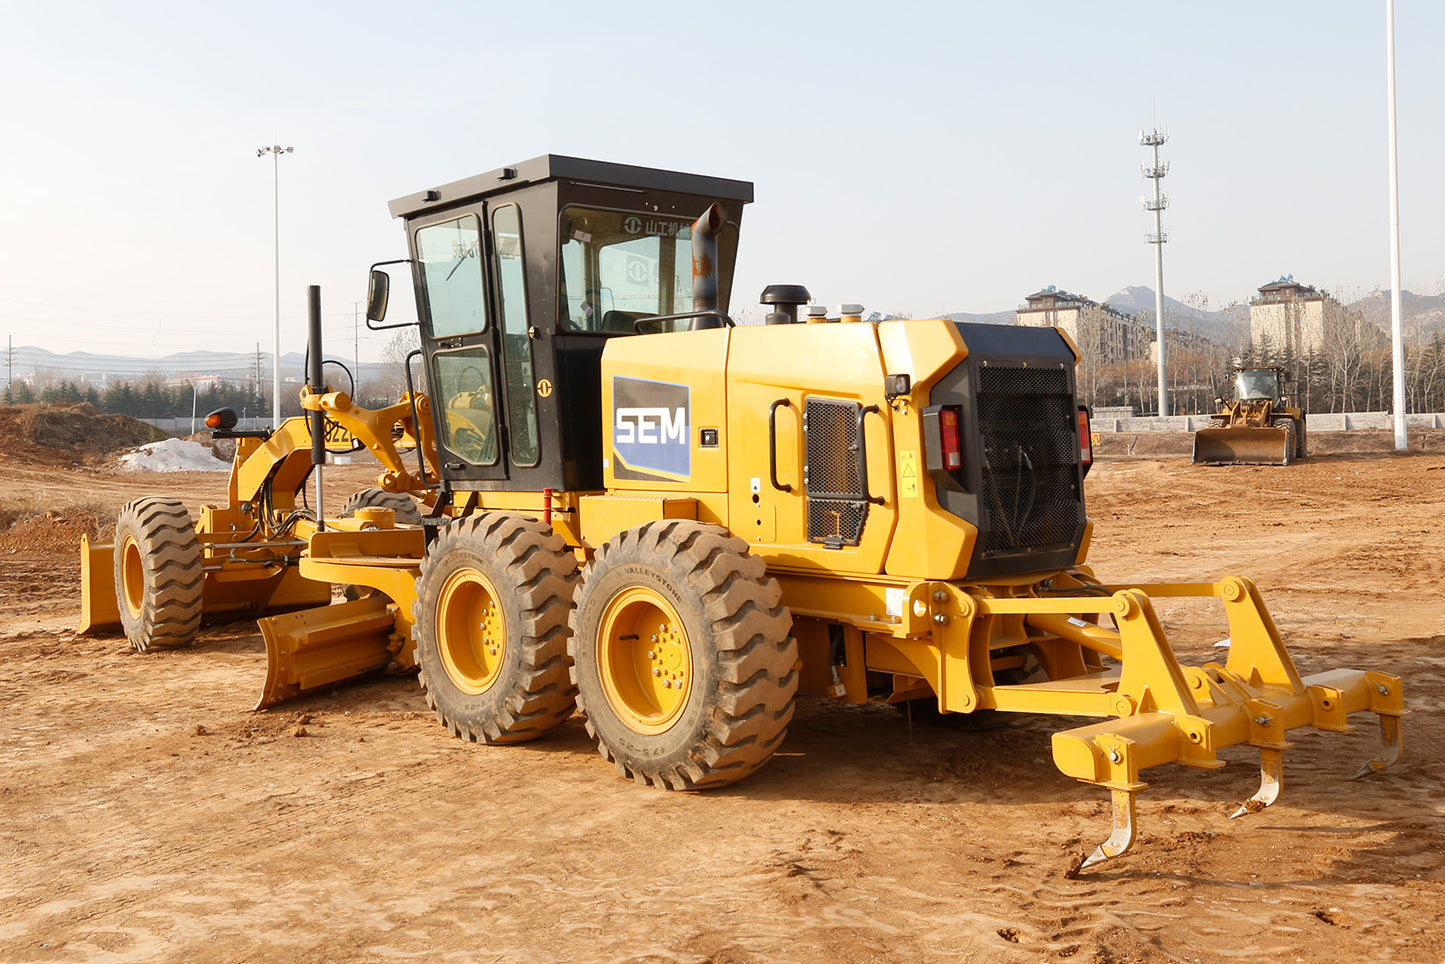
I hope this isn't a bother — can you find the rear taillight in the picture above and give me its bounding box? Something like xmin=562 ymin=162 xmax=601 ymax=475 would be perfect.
xmin=939 ymin=407 xmax=963 ymax=471
xmin=922 ymin=403 xmax=966 ymax=484
xmin=1077 ymin=406 xmax=1093 ymax=476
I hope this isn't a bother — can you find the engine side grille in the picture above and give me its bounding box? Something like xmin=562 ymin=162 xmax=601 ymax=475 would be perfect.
xmin=976 ymin=366 xmax=1079 ymax=555
xmin=803 ymin=398 xmax=868 ymax=547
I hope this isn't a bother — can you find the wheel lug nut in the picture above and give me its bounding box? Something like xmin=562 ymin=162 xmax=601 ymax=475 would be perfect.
xmin=650 ymin=634 xmax=658 ymax=642
xmin=653 ymin=668 xmax=661 ymax=677
xmin=662 ymin=679 xmax=671 ymax=688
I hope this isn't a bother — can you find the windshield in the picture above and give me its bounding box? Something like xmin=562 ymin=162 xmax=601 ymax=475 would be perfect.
xmin=1234 ymin=369 xmax=1280 ymax=401
xmin=558 ymin=206 xmax=736 ymax=332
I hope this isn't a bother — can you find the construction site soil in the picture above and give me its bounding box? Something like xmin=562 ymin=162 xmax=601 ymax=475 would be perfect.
xmin=1 ymin=406 xmax=1442 ymax=963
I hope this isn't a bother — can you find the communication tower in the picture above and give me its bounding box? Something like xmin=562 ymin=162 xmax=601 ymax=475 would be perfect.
xmin=1140 ymin=128 xmax=1170 ymax=416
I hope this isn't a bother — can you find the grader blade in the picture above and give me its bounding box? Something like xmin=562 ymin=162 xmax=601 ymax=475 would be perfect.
xmin=1192 ymin=426 xmax=1292 ymax=465
xmin=77 ymin=536 xmax=121 ymax=634
xmin=256 ymin=594 xmax=401 ymax=710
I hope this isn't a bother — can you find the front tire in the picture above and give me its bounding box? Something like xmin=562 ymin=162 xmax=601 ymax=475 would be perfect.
xmin=570 ymin=521 xmax=798 ymax=790
xmin=413 ymin=514 xmax=578 ymax=744
xmin=1271 ymin=418 xmax=1297 ymax=465
xmin=114 ymin=497 xmax=203 ymax=652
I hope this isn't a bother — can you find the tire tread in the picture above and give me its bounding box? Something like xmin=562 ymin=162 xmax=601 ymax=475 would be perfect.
xmin=414 ymin=514 xmax=578 ymax=745
xmin=113 ymin=497 xmax=203 ymax=652
xmin=570 ymin=521 xmax=797 ymax=790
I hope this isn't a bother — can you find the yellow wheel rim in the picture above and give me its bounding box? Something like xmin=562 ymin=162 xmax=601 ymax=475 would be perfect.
xmin=435 ymin=567 xmax=506 ymax=694
xmin=598 ymin=587 xmax=692 ymax=734
xmin=121 ymin=535 xmax=145 ymax=618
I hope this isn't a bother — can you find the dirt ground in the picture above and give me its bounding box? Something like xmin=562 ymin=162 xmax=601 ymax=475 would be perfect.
xmin=1 ymin=414 xmax=1443 ymax=963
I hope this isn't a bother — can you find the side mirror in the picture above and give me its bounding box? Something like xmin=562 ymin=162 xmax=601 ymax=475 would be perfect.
xmin=1214 ymin=396 xmax=1225 ymax=408
xmin=366 ymin=269 xmax=390 ymax=322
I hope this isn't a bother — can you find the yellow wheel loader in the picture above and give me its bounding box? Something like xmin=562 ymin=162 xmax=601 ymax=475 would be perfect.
xmin=80 ymin=156 xmax=1403 ymax=870
xmin=1193 ymin=366 xmax=1307 ymax=465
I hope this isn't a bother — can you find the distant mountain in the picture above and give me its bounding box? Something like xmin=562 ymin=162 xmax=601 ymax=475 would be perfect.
xmin=14 ymin=286 xmax=1443 ymax=389
xmin=943 ymin=286 xmax=1250 ymax=344
xmin=1102 ymin=285 xmax=1445 ymax=343
xmin=7 ymin=346 xmax=390 ymax=388
xmin=1104 ymin=285 xmax=1195 ymax=317
xmin=1102 ymin=286 xmax=1249 ymax=344
xmin=1349 ymin=289 xmax=1445 ymax=338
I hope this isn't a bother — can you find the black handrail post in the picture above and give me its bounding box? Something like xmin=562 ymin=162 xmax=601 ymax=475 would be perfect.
xmin=307 ymin=285 xmax=327 ymax=528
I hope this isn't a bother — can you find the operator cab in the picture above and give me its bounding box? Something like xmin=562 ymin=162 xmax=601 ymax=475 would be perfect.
xmin=1233 ymin=367 xmax=1283 ymax=403
xmin=378 ymin=155 xmax=752 ymax=493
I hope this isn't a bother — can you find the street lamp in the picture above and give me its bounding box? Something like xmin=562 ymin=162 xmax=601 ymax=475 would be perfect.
xmin=257 ymin=144 xmax=293 ymax=428
xmin=1385 ymin=0 xmax=1407 ymax=452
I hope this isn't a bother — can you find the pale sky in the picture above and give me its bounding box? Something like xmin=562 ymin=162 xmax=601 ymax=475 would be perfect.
xmin=2 ymin=1 xmax=1441 ymax=366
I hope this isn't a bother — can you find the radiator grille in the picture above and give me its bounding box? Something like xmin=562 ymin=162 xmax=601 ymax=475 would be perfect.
xmin=976 ymin=366 xmax=1080 ymax=555
xmin=803 ymin=398 xmax=868 ymax=547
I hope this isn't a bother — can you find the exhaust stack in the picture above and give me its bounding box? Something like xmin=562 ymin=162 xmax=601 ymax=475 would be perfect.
xmin=690 ymin=202 xmax=727 ymax=327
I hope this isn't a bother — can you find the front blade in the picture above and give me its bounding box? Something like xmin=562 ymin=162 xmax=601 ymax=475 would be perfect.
xmin=1192 ymin=427 xmax=1291 ymax=465
xmin=77 ymin=537 xmax=121 ymax=634
xmin=256 ymin=595 xmax=399 ymax=710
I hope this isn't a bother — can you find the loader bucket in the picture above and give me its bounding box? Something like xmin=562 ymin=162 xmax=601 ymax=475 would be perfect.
xmin=256 ymin=594 xmax=401 ymax=710
xmin=1192 ymin=426 xmax=1291 ymax=466
xmin=78 ymin=537 xmax=121 ymax=634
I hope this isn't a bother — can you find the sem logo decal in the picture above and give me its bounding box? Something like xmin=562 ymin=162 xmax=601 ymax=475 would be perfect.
xmin=613 ymin=376 xmax=689 ymax=481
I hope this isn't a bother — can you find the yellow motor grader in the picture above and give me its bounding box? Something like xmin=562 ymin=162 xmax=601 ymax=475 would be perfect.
xmin=80 ymin=156 xmax=1403 ymax=870
xmin=1193 ymin=366 xmax=1307 ymax=465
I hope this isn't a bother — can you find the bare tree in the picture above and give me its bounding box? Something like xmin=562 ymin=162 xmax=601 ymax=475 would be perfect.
xmin=375 ymin=328 xmax=422 ymax=403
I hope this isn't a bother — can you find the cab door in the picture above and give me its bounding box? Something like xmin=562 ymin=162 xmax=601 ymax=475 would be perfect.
xmin=413 ymin=211 xmax=508 ymax=481
xmin=486 ymin=202 xmax=544 ymax=478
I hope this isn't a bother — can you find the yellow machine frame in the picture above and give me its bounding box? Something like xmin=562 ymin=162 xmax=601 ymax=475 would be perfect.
xmin=79 ymin=278 xmax=1402 ymax=874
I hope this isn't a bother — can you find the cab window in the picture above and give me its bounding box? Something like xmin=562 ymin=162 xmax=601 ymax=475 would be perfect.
xmin=432 ymin=347 xmax=498 ymax=466
xmin=560 ymin=207 xmax=732 ymax=333
xmin=492 ymin=205 xmax=539 ymax=466
xmin=417 ymin=215 xmax=487 ymax=338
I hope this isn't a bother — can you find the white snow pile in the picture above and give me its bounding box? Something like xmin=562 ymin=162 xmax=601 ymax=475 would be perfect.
xmin=117 ymin=438 xmax=230 ymax=473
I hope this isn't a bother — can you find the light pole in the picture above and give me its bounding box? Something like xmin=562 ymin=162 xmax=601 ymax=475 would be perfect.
xmin=257 ymin=144 xmax=293 ymax=428
xmin=1385 ymin=0 xmax=1407 ymax=452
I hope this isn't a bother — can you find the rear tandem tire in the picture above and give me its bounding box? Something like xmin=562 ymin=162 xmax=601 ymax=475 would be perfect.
xmin=113 ymin=497 xmax=203 ymax=653
xmin=413 ymin=514 xmax=579 ymax=744
xmin=569 ymin=521 xmax=798 ymax=790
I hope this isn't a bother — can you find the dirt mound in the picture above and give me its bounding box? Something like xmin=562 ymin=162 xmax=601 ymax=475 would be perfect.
xmin=0 ymin=403 xmax=168 ymax=466
xmin=0 ymin=506 xmax=112 ymax=555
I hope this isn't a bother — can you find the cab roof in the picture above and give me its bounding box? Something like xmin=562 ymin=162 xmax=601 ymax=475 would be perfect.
xmin=388 ymin=154 xmax=755 ymax=220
